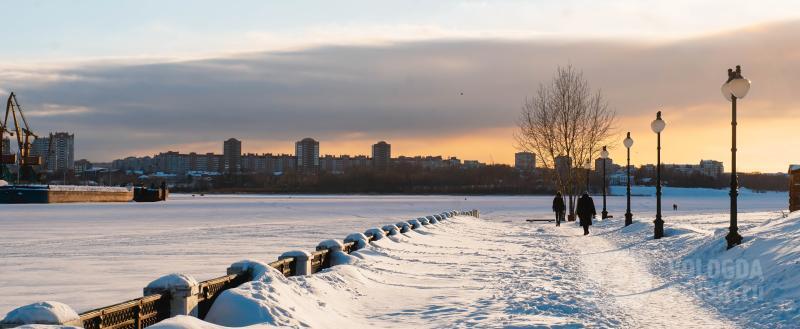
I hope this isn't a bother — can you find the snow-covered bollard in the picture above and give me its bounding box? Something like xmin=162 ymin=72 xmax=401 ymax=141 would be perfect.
xmin=0 ymin=301 xmax=82 ymax=328
xmin=143 ymin=273 xmax=200 ymax=317
xmin=316 ymin=239 xmax=344 ymax=252
xmin=396 ymin=222 xmax=411 ymax=233
xmin=418 ymin=217 xmax=430 ymax=225
xmin=407 ymin=219 xmax=422 ymax=229
xmin=364 ymin=227 xmax=387 ymax=241
xmin=381 ymin=224 xmax=399 ymax=236
xmin=279 ymin=250 xmax=312 ymax=276
xmin=226 ymin=260 xmax=265 ymax=277
xmin=427 ymin=215 xmax=438 ymax=224
xmin=344 ymin=232 xmax=369 ymax=250
xmin=473 ymin=209 xmax=480 ymax=218
xmin=316 ymin=239 xmax=355 ymax=267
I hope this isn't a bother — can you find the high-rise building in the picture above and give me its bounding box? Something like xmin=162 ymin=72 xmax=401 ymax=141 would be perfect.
xmin=295 ymin=138 xmax=319 ymax=173
xmin=554 ymin=155 xmax=572 ymax=178
xmin=699 ymin=160 xmax=724 ymax=178
xmin=155 ymin=151 xmax=185 ymax=174
xmin=269 ymin=154 xmax=296 ymax=173
xmin=515 ymin=152 xmax=536 ymax=172
xmin=372 ymin=141 xmax=391 ymax=170
xmin=595 ymin=157 xmax=613 ymax=175
xmin=223 ymin=138 xmax=242 ymax=173
xmin=30 ymin=132 xmax=75 ymax=171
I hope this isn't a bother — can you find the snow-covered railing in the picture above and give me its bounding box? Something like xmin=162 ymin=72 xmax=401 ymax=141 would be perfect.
xmin=0 ymin=209 xmax=479 ymax=329
xmin=79 ymin=293 xmax=170 ymax=329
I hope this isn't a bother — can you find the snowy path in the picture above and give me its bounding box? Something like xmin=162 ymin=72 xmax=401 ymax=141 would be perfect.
xmin=143 ymin=214 xmax=744 ymax=329
xmin=567 ymin=222 xmax=735 ymax=328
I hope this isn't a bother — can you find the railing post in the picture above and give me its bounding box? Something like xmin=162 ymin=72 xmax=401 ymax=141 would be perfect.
xmin=317 ymin=239 xmax=344 ymax=252
xmin=143 ymin=274 xmax=199 ymax=317
xmin=344 ymin=233 xmax=369 ymax=250
xmin=0 ymin=301 xmax=82 ymax=328
xmin=364 ymin=228 xmax=387 ymax=241
xmin=395 ymin=222 xmax=411 ymax=233
xmin=419 ymin=217 xmax=430 ymax=225
xmin=279 ymin=251 xmax=311 ymax=276
xmin=381 ymin=224 xmax=399 ymax=236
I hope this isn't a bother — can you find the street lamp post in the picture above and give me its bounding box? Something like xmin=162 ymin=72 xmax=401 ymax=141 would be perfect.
xmin=651 ymin=111 xmax=666 ymax=239
xmin=583 ymin=161 xmax=591 ymax=193
xmin=721 ymin=65 xmax=750 ymax=249
xmin=600 ymin=146 xmax=609 ymax=219
xmin=623 ymin=132 xmax=634 ymax=226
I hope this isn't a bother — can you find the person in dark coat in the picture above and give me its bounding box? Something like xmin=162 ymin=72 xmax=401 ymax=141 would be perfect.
xmin=576 ymin=192 xmax=596 ymax=235
xmin=552 ymin=192 xmax=566 ymax=227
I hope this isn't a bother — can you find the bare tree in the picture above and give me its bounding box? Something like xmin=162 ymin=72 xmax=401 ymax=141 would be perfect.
xmin=516 ymin=65 xmax=616 ymax=219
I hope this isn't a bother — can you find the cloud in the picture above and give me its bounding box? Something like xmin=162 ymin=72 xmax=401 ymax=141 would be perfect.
xmin=0 ymin=20 xmax=798 ymax=171
xmin=24 ymin=104 xmax=94 ymax=117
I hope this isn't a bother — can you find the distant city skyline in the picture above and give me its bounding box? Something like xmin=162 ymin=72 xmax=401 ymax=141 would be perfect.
xmin=1 ymin=2 xmax=799 ymax=172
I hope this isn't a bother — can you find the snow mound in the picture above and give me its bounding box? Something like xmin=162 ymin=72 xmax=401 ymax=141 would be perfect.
xmin=381 ymin=224 xmax=399 ymax=236
xmin=395 ymin=222 xmax=410 ymax=233
xmin=149 ymin=315 xmax=222 ymax=329
xmin=344 ymin=233 xmax=369 ymax=250
xmin=145 ymin=273 xmax=197 ymax=291
xmin=316 ymin=239 xmax=344 ymax=252
xmin=329 ymin=250 xmax=357 ymax=267
xmin=228 ymin=260 xmax=272 ymax=279
xmin=681 ymin=212 xmax=800 ymax=327
xmin=1 ymin=301 xmax=79 ymax=326
xmin=279 ymin=250 xmax=310 ymax=260
xmin=204 ymin=261 xmax=352 ymax=327
xmin=364 ymin=228 xmax=386 ymax=241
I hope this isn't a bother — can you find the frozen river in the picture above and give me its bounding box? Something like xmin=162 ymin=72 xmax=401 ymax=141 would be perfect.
xmin=0 ymin=187 xmax=788 ymax=317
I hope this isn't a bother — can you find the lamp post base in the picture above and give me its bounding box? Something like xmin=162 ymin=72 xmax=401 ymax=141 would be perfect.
xmin=726 ymin=229 xmax=742 ymax=249
xmin=602 ymin=210 xmax=609 ymax=219
xmin=624 ymin=212 xmax=633 ymax=226
xmin=654 ymin=217 xmax=664 ymax=239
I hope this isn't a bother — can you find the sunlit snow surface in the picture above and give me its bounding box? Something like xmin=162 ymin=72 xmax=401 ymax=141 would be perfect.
xmin=0 ymin=188 xmax=793 ymax=328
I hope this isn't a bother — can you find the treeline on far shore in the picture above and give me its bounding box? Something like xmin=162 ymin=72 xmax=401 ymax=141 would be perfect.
xmin=180 ymin=164 xmax=556 ymax=194
xmin=163 ymin=164 xmax=789 ymax=194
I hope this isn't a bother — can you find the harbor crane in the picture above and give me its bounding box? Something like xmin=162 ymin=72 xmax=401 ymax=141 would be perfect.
xmin=2 ymin=92 xmax=42 ymax=182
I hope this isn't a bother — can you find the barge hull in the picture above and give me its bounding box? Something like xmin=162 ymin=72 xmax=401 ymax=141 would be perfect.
xmin=0 ymin=189 xmax=133 ymax=204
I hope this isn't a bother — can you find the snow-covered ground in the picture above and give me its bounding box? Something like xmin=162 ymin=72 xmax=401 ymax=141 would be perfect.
xmin=0 ymin=188 xmax=794 ymax=327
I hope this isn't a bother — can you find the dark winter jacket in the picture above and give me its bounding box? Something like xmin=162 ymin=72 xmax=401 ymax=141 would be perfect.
xmin=552 ymin=195 xmax=566 ymax=213
xmin=576 ymin=194 xmax=596 ymax=226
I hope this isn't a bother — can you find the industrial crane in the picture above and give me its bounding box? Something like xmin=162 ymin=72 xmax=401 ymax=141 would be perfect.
xmin=2 ymin=92 xmax=42 ymax=182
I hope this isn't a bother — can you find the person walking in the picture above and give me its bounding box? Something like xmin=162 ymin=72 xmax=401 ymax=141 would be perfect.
xmin=552 ymin=192 xmax=566 ymax=227
xmin=576 ymin=192 xmax=596 ymax=235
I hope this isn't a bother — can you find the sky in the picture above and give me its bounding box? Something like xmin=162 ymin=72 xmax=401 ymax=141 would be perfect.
xmin=1 ymin=0 xmax=799 ymax=172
